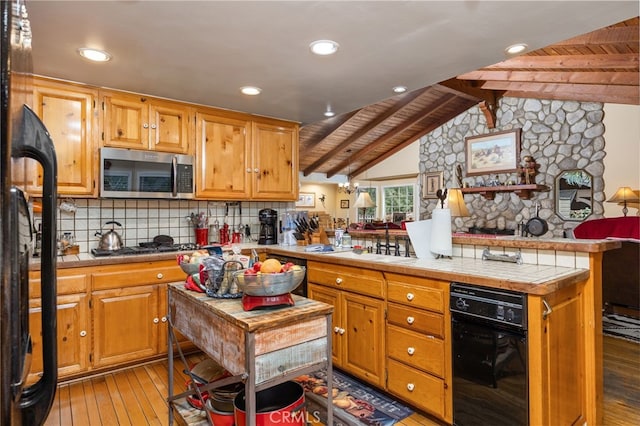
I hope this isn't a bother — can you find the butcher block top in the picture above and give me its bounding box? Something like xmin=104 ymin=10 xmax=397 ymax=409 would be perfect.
xmin=168 ymin=283 xmax=333 ymax=332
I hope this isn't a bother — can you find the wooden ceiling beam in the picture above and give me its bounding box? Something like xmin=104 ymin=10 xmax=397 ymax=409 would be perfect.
xmin=487 ymin=53 xmax=638 ymax=70
xmin=457 ymin=70 xmax=639 ymax=86
xmin=349 ymin=102 xmax=475 ymax=178
xmin=436 ymin=78 xmax=499 ymax=104
xmin=325 ymin=94 xmax=459 ymax=178
xmin=481 ymin=81 xmax=640 ymax=104
xmin=299 ymin=111 xmax=359 ymax=150
xmin=302 ymin=87 xmax=429 ymax=176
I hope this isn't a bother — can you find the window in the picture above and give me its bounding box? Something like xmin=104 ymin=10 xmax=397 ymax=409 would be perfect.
xmin=383 ymin=184 xmax=415 ymax=221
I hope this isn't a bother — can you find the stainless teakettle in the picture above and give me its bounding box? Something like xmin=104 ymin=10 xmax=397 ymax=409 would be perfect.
xmin=95 ymin=221 xmax=124 ymax=251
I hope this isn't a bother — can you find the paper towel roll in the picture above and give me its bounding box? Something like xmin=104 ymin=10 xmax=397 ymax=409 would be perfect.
xmin=430 ymin=208 xmax=452 ymax=257
xmin=405 ymin=219 xmax=435 ymax=259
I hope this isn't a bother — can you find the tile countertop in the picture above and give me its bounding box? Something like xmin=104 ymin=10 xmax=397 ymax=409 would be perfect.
xmin=33 ymin=235 xmax=614 ymax=296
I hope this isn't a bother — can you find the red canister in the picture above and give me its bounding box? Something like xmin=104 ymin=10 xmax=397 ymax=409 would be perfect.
xmin=234 ymin=381 xmax=305 ymax=426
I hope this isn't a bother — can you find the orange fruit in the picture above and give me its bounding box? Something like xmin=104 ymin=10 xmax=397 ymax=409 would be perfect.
xmin=260 ymin=258 xmax=282 ymax=273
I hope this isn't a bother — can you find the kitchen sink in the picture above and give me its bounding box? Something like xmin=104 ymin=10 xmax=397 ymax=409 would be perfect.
xmin=321 ymin=251 xmax=417 ymax=264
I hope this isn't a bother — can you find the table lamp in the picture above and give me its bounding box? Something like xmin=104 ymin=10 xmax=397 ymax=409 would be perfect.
xmin=448 ymin=188 xmax=470 ymax=217
xmin=607 ymin=187 xmax=640 ymax=216
xmin=354 ymin=192 xmax=376 ymax=223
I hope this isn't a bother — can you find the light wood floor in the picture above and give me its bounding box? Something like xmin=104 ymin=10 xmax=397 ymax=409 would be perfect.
xmin=43 ymin=335 xmax=639 ymax=426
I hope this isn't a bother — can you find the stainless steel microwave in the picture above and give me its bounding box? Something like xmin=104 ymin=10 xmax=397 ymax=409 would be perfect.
xmin=99 ymin=147 xmax=195 ymax=199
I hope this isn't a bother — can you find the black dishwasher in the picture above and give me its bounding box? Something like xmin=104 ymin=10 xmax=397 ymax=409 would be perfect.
xmin=450 ymin=283 xmax=528 ymax=426
xmin=266 ymin=253 xmax=307 ymax=297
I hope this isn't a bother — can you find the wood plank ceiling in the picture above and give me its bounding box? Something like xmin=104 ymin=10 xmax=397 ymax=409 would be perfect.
xmin=299 ymin=17 xmax=639 ymax=179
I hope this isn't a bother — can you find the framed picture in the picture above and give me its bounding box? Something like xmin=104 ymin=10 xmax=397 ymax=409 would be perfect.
xmin=296 ymin=192 xmax=315 ymax=208
xmin=423 ymin=171 xmax=443 ymax=199
xmin=340 ymin=199 xmax=350 ymax=209
xmin=465 ymin=129 xmax=521 ymax=176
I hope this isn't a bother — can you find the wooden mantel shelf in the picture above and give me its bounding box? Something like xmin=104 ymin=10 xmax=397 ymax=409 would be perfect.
xmin=461 ymin=184 xmax=550 ymax=200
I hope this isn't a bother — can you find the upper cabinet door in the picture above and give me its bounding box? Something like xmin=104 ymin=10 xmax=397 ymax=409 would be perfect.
xmin=252 ymin=121 xmax=299 ymax=201
xmin=32 ymin=79 xmax=98 ymax=197
xmin=102 ymin=94 xmax=149 ymax=150
xmin=102 ymin=92 xmax=191 ymax=154
xmin=195 ymin=111 xmax=251 ymax=199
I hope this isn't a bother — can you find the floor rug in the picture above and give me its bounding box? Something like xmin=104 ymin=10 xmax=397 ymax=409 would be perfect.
xmin=295 ymin=370 xmax=414 ymax=426
xmin=603 ymin=314 xmax=640 ymax=343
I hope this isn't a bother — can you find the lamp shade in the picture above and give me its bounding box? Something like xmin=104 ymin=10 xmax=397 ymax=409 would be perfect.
xmin=354 ymin=192 xmax=376 ymax=208
xmin=447 ymin=188 xmax=470 ymax=217
xmin=607 ymin=187 xmax=640 ymax=203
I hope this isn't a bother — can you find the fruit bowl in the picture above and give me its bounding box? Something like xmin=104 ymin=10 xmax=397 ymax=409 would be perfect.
xmin=233 ymin=267 xmax=306 ymax=296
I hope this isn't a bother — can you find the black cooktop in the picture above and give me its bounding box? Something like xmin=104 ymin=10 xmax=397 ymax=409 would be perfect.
xmin=91 ymin=243 xmax=197 ymax=257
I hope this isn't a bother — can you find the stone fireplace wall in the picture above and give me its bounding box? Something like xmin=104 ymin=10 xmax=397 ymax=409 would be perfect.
xmin=419 ymin=97 xmax=605 ymax=237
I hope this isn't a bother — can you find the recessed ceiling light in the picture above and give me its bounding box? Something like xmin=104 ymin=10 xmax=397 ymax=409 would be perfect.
xmin=240 ymin=86 xmax=262 ymax=96
xmin=309 ymin=39 xmax=339 ymax=56
xmin=505 ymin=43 xmax=528 ymax=55
xmin=324 ymin=110 xmax=335 ymax=117
xmin=77 ymin=47 xmax=111 ymax=62
xmin=392 ymin=86 xmax=407 ymax=94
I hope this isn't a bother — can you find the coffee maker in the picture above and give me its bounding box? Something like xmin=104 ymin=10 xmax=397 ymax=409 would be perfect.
xmin=258 ymin=208 xmax=278 ymax=245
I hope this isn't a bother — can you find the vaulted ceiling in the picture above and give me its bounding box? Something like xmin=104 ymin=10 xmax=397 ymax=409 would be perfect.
xmin=299 ymin=17 xmax=639 ymax=179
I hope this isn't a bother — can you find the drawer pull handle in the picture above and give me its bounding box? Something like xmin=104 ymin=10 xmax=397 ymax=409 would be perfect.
xmin=80 ymin=330 xmax=87 ymax=337
xmin=406 ymin=383 xmax=415 ymax=392
xmin=157 ymin=273 xmax=164 ymax=279
xmin=406 ymin=293 xmax=414 ymax=301
xmin=153 ymin=318 xmax=159 ymax=324
xmin=407 ymin=347 xmax=415 ymax=355
xmin=335 ymin=278 xmax=343 ymax=285
xmin=406 ymin=316 xmax=415 ymax=325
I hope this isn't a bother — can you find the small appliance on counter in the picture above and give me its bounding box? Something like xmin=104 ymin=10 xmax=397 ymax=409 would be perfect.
xmin=258 ymin=208 xmax=278 ymax=245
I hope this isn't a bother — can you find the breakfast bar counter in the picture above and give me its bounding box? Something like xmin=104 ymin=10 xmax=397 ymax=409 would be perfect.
xmin=167 ymin=283 xmax=334 ymax=426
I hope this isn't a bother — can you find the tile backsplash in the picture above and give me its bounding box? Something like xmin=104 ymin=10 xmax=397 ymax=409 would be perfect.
xmin=36 ymin=199 xmax=294 ymax=253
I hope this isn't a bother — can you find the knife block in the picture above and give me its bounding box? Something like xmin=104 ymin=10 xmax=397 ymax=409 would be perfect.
xmin=311 ymin=229 xmax=330 ymax=245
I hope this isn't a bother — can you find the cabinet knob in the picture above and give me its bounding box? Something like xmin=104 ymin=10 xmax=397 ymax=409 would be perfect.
xmin=80 ymin=330 xmax=87 ymax=337
xmin=246 ymin=168 xmax=252 ymax=173
xmin=143 ymin=123 xmax=149 ymax=129
xmin=254 ymin=168 xmax=259 ymax=173
xmin=339 ymin=328 xmax=345 ymax=335
xmin=153 ymin=318 xmax=159 ymax=324
xmin=335 ymin=278 xmax=343 ymax=285
xmin=334 ymin=327 xmax=340 ymax=334
xmin=407 ymin=347 xmax=415 ymax=355
xmin=406 ymin=293 xmax=414 ymax=301
xmin=406 ymin=316 xmax=415 ymax=325
xmin=406 ymin=383 xmax=415 ymax=392
xmin=150 ymin=124 xmax=157 ymax=129
xmin=161 ymin=316 xmax=167 ymax=323
xmin=156 ymin=273 xmax=164 ymax=279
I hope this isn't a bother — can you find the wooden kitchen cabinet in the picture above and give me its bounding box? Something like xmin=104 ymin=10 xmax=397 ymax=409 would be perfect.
xmin=102 ymin=91 xmax=192 ymax=154
xmin=195 ymin=108 xmax=299 ymax=200
xmin=31 ymin=77 xmax=99 ymax=196
xmin=91 ymin=260 xmax=185 ymax=368
xmin=527 ymin=280 xmax=587 ymax=426
xmin=27 ymin=269 xmax=91 ymax=383
xmin=384 ymin=273 xmax=452 ymax=423
xmin=307 ymin=261 xmax=386 ymax=387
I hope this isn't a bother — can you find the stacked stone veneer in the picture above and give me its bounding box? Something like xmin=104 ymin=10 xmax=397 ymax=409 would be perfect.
xmin=419 ymin=97 xmax=605 ymax=238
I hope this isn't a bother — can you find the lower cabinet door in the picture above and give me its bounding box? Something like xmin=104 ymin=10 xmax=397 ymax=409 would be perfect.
xmin=28 ymin=293 xmax=90 ymax=383
xmin=92 ymin=285 xmax=160 ymax=368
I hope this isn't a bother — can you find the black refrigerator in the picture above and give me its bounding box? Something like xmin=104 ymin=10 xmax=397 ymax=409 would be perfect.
xmin=1 ymin=0 xmax=58 ymax=424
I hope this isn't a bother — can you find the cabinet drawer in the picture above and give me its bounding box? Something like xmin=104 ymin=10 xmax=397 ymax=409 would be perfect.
xmin=387 ymin=302 xmax=444 ymax=338
xmin=29 ymin=270 xmax=89 ymax=298
xmin=92 ymin=262 xmax=183 ymax=290
xmin=386 ymin=274 xmax=448 ymax=313
xmin=387 ymin=324 xmax=444 ymax=378
xmin=387 ymin=358 xmax=445 ymax=419
xmin=308 ymin=261 xmax=384 ymax=298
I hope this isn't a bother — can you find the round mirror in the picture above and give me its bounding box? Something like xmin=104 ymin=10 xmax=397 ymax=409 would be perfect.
xmin=555 ymin=169 xmax=593 ymax=221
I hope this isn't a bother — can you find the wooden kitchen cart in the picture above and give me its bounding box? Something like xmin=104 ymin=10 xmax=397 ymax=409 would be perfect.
xmin=167 ymin=284 xmax=334 ymax=426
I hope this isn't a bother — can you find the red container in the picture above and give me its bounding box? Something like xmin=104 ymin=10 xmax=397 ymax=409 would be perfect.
xmin=206 ymin=399 xmax=235 ymax=426
xmin=234 ymin=381 xmax=305 ymax=426
xmin=195 ymin=228 xmax=208 ymax=246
